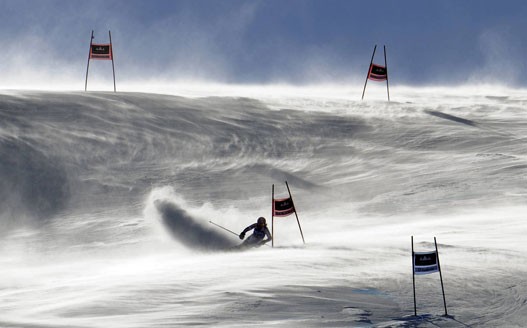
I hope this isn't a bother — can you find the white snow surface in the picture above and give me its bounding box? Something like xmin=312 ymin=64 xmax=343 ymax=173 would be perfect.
xmin=0 ymin=85 xmax=526 ymax=327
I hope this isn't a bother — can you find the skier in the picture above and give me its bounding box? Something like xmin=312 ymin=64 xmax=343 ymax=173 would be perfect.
xmin=239 ymin=217 xmax=272 ymax=248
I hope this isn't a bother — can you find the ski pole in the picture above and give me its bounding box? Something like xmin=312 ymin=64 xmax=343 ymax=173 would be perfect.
xmin=209 ymin=221 xmax=239 ymax=237
xmin=209 ymin=220 xmax=272 ymax=247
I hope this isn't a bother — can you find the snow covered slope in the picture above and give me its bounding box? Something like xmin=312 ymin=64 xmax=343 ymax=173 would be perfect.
xmin=1 ymin=87 xmax=526 ymax=327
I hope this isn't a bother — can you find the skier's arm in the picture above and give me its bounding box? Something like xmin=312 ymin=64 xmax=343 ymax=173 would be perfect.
xmin=239 ymin=223 xmax=256 ymax=239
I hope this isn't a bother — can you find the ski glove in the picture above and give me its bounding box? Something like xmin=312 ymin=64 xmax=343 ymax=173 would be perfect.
xmin=239 ymin=232 xmax=245 ymax=240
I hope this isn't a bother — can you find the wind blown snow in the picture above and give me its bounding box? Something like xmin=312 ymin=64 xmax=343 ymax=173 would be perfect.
xmin=1 ymin=85 xmax=526 ymax=327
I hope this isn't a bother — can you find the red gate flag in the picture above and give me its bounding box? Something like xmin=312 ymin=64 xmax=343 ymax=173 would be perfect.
xmin=368 ymin=63 xmax=387 ymax=81
xmin=273 ymin=197 xmax=295 ymax=217
xmin=271 ymin=182 xmax=305 ymax=247
xmin=90 ymin=44 xmax=112 ymax=60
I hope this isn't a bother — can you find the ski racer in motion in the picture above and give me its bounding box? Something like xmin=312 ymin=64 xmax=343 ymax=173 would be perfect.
xmin=239 ymin=217 xmax=272 ymax=248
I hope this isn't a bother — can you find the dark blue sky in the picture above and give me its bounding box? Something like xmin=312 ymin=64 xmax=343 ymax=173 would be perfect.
xmin=1 ymin=0 xmax=526 ymax=87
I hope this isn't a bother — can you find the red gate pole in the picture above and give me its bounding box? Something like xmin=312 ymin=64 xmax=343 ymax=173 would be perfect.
xmin=384 ymin=45 xmax=390 ymax=101
xmin=85 ymin=30 xmax=94 ymax=91
xmin=272 ymin=184 xmax=275 ymax=248
xmin=285 ymin=181 xmax=305 ymax=244
xmin=109 ymin=30 xmax=116 ymax=92
xmin=361 ymin=45 xmax=377 ymax=100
